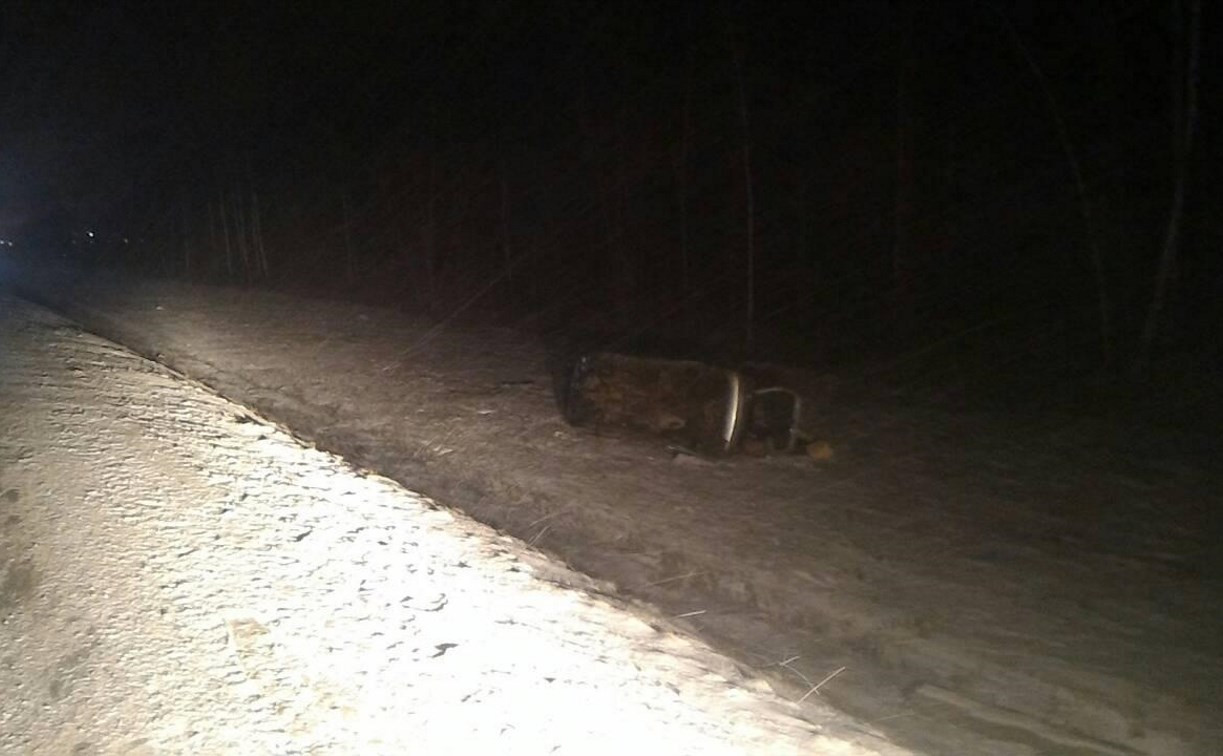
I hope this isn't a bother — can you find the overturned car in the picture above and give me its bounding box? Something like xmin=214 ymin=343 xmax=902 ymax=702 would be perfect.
xmin=562 ymin=352 xmax=803 ymax=456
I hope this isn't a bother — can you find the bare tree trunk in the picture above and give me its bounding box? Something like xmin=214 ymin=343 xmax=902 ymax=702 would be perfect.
xmin=341 ymin=191 xmax=355 ymax=284
xmin=218 ymin=191 xmax=233 ymax=278
xmin=424 ymin=153 xmax=438 ymax=316
xmin=181 ymin=196 xmax=192 ymax=277
xmin=578 ymin=71 xmax=632 ymax=326
xmin=499 ymin=170 xmax=513 ymax=308
xmin=795 ymin=176 xmax=814 ymax=325
xmin=244 ymin=162 xmax=268 ymax=280
xmin=1137 ymin=0 xmax=1200 ymax=374
xmin=614 ymin=109 xmax=634 ymax=325
xmin=730 ymin=28 xmax=756 ymax=353
xmin=396 ymin=220 xmax=422 ymax=303
xmin=251 ymin=185 xmax=268 ymax=279
xmin=893 ymin=2 xmax=916 ymax=326
xmin=995 ymin=9 xmax=1113 ymax=366
xmin=207 ymin=201 xmax=217 ymax=275
xmin=232 ymin=189 xmax=250 ymax=281
xmin=674 ymin=19 xmax=694 ymax=326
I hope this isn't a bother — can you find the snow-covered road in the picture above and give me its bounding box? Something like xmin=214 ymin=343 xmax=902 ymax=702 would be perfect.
xmin=0 ymin=294 xmax=904 ymax=754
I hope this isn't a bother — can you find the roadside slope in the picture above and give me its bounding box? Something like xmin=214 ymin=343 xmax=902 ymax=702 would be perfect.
xmin=0 ymin=291 xmax=903 ymax=755
xmin=9 ymin=264 xmax=1220 ymax=755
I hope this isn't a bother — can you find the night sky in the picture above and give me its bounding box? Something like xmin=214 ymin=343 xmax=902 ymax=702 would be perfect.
xmin=1 ymin=1 xmax=1215 ymax=374
xmin=4 ymin=2 xmax=885 ymax=214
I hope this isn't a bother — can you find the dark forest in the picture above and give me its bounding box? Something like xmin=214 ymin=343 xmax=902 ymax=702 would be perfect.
xmin=2 ymin=0 xmax=1215 ymax=396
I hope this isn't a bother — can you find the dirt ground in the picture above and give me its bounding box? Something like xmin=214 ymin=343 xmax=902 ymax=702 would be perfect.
xmin=6 ymin=261 xmax=1220 ymax=754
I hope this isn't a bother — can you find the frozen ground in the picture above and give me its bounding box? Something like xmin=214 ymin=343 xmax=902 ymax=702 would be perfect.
xmin=4 ymin=262 xmax=1220 ymax=754
xmin=0 ymin=292 xmax=906 ymax=754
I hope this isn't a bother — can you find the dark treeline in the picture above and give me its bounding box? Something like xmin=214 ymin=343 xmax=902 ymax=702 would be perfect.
xmin=9 ymin=0 xmax=1216 ymax=381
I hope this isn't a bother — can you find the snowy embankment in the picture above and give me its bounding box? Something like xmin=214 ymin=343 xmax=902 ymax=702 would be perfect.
xmin=5 ymin=263 xmax=1220 ymax=755
xmin=0 ymin=293 xmax=905 ymax=754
